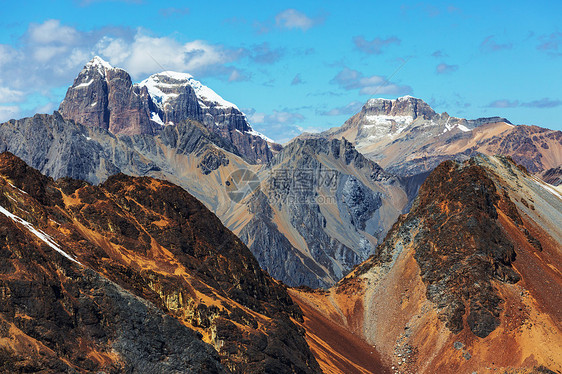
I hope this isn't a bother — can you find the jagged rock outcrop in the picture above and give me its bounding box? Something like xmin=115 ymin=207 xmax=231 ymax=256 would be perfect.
xmin=541 ymin=165 xmax=562 ymax=186
xmin=0 ymin=152 xmax=321 ymax=373
xmin=140 ymin=71 xmax=274 ymax=164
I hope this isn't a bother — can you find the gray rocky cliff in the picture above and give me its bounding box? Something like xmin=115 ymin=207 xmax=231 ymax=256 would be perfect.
xmin=239 ymin=137 xmax=406 ymax=288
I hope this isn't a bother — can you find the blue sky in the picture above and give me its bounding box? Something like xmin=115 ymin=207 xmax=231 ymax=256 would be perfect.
xmin=0 ymin=0 xmax=560 ymax=142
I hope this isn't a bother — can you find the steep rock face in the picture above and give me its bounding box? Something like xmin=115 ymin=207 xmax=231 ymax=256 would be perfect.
xmin=541 ymin=165 xmax=562 ymax=186
xmin=139 ymin=71 xmax=273 ymax=164
xmin=234 ymin=138 xmax=407 ymax=288
xmin=290 ymin=155 xmax=562 ymax=373
xmin=0 ymin=153 xmax=321 ymax=373
xmin=59 ymin=56 xmax=160 ymax=136
xmin=363 ymin=96 xmax=438 ymax=120
xmin=405 ymin=160 xmax=521 ymax=337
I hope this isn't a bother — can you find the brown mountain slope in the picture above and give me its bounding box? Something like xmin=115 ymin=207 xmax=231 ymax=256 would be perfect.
xmin=0 ymin=152 xmax=320 ymax=373
xmin=290 ymin=155 xmax=562 ymax=373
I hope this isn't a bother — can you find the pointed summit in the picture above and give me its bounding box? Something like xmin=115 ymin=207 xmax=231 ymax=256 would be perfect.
xmin=59 ymin=57 xmax=159 ymax=135
xmin=86 ymin=55 xmax=113 ymax=69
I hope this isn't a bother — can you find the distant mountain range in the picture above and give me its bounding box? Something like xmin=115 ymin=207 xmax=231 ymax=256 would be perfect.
xmin=0 ymin=56 xmax=560 ymax=373
xmin=312 ymin=95 xmax=561 ymax=179
xmin=1 ymin=57 xmax=560 ymax=290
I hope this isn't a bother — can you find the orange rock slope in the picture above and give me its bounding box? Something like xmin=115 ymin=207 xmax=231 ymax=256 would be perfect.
xmin=290 ymin=155 xmax=562 ymax=374
xmin=0 ymin=152 xmax=320 ymax=373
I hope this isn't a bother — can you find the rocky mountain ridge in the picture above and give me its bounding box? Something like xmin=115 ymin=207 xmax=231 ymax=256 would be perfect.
xmin=290 ymin=154 xmax=562 ymax=373
xmin=59 ymin=56 xmax=274 ymax=164
xmin=0 ymin=152 xmax=321 ymax=373
xmin=314 ymin=96 xmax=560 ymax=180
xmin=231 ymin=137 xmax=408 ymax=288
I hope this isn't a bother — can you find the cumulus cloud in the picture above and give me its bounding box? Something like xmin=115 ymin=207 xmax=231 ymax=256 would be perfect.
xmin=487 ymin=98 xmax=561 ymax=109
xmin=480 ymin=35 xmax=512 ymax=52
xmin=353 ymin=36 xmax=400 ymax=54
xmin=330 ymin=67 xmax=412 ymax=95
xmin=435 ymin=63 xmax=458 ymax=74
xmin=0 ymin=86 xmax=25 ymax=103
xmin=0 ymin=19 xmax=248 ymax=121
xmin=27 ymin=19 xmax=80 ymax=45
xmin=99 ymin=34 xmax=242 ymax=77
xmin=318 ymin=101 xmax=363 ymax=116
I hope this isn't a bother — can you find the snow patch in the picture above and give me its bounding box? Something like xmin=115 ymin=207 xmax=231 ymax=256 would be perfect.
xmin=9 ymin=183 xmax=27 ymax=195
xmin=150 ymin=112 xmax=165 ymax=126
xmin=247 ymin=129 xmax=274 ymax=143
xmin=442 ymin=121 xmax=472 ymax=134
xmin=75 ymin=79 xmax=93 ymax=88
xmin=365 ymin=114 xmax=413 ymax=126
xmin=0 ymin=205 xmax=81 ymax=264
xmin=85 ymin=56 xmax=113 ymax=76
xmin=139 ymin=71 xmax=238 ymax=111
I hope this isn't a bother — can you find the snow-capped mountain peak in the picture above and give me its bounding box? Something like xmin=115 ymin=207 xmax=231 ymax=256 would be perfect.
xmin=84 ymin=56 xmax=113 ymax=76
xmin=139 ymin=71 xmax=238 ymax=111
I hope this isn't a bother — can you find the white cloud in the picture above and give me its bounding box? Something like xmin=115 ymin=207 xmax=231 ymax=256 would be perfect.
xmin=0 ymin=106 xmax=20 ymax=122
xmin=98 ymin=34 xmax=240 ymax=78
xmin=0 ymin=86 xmax=24 ymax=103
xmin=275 ymin=9 xmax=315 ymax=31
xmin=28 ymin=19 xmax=80 ymax=45
xmin=330 ymin=67 xmax=412 ymax=95
xmin=0 ymin=19 xmax=246 ymax=120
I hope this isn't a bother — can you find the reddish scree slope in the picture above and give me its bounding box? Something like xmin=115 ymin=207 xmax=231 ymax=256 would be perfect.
xmin=290 ymin=155 xmax=562 ymax=374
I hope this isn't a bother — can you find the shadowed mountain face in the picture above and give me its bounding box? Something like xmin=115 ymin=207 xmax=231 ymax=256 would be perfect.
xmin=0 ymin=152 xmax=320 ymax=373
xmin=59 ymin=57 xmax=273 ymax=164
xmin=290 ymin=155 xmax=562 ymax=373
